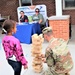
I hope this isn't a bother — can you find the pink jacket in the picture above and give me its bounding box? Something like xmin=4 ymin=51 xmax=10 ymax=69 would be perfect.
xmin=2 ymin=35 xmax=28 ymax=66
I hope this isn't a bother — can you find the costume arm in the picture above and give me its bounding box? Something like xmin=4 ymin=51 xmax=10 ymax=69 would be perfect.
xmin=14 ymin=41 xmax=28 ymax=66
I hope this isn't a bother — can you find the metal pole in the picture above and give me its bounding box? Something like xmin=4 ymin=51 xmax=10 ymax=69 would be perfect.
xmin=31 ymin=0 xmax=33 ymax=5
xmin=55 ymin=0 xmax=62 ymax=16
xmin=19 ymin=0 xmax=21 ymax=7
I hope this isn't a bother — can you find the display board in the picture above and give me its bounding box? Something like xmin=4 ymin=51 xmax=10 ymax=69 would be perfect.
xmin=17 ymin=5 xmax=47 ymax=22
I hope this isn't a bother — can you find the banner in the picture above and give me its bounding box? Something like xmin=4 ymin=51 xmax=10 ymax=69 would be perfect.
xmin=17 ymin=5 xmax=47 ymax=22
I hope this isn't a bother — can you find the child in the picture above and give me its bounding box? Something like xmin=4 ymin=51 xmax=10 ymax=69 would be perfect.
xmin=2 ymin=20 xmax=28 ymax=75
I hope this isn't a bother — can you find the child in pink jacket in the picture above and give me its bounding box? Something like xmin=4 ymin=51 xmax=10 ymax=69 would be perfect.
xmin=2 ymin=20 xmax=28 ymax=75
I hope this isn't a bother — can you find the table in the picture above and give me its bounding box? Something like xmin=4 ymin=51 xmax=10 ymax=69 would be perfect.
xmin=13 ymin=22 xmax=41 ymax=44
xmin=0 ymin=17 xmax=6 ymax=27
xmin=0 ymin=17 xmax=6 ymax=22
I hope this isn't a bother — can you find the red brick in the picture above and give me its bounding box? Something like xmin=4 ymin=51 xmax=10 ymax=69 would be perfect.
xmin=49 ymin=19 xmax=70 ymax=41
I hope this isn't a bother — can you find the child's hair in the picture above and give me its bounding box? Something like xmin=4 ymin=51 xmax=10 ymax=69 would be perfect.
xmin=2 ymin=20 xmax=16 ymax=34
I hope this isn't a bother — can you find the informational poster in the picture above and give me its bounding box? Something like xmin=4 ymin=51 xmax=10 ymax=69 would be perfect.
xmin=17 ymin=5 xmax=47 ymax=22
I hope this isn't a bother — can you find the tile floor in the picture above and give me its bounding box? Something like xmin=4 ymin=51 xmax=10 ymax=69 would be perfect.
xmin=0 ymin=25 xmax=75 ymax=75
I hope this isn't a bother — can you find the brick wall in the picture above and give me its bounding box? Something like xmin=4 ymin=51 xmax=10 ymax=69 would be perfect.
xmin=0 ymin=0 xmax=75 ymax=25
xmin=0 ymin=0 xmax=19 ymax=21
xmin=32 ymin=0 xmax=75 ymax=25
xmin=32 ymin=0 xmax=55 ymax=17
xmin=49 ymin=18 xmax=70 ymax=41
xmin=0 ymin=0 xmax=55 ymax=21
xmin=63 ymin=10 xmax=75 ymax=25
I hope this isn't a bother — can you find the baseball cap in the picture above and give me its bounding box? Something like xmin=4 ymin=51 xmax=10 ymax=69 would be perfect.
xmin=42 ymin=27 xmax=52 ymax=34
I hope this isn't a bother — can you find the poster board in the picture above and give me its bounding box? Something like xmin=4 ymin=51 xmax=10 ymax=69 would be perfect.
xmin=17 ymin=5 xmax=47 ymax=22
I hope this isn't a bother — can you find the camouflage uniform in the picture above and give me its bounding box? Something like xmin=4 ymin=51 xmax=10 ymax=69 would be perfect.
xmin=44 ymin=38 xmax=73 ymax=75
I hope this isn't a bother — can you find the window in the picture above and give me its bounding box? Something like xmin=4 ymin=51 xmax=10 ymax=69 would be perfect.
xmin=19 ymin=0 xmax=32 ymax=6
xmin=63 ymin=0 xmax=75 ymax=9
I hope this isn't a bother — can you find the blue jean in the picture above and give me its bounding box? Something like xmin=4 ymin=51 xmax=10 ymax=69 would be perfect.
xmin=7 ymin=59 xmax=22 ymax=75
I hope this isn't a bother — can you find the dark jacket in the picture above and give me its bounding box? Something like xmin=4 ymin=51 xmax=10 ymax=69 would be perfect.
xmin=20 ymin=15 xmax=28 ymax=22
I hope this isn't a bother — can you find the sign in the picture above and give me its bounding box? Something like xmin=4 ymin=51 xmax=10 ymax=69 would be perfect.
xmin=17 ymin=5 xmax=47 ymax=22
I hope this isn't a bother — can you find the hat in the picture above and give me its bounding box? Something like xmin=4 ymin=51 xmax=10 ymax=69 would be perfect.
xmin=42 ymin=27 xmax=52 ymax=34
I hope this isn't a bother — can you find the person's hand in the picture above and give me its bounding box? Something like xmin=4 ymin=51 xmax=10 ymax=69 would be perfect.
xmin=25 ymin=19 xmax=28 ymax=22
xmin=41 ymin=54 xmax=45 ymax=58
xmin=42 ymin=58 xmax=46 ymax=63
xmin=24 ymin=64 xmax=28 ymax=69
xmin=39 ymin=19 xmax=42 ymax=24
xmin=40 ymin=54 xmax=46 ymax=63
